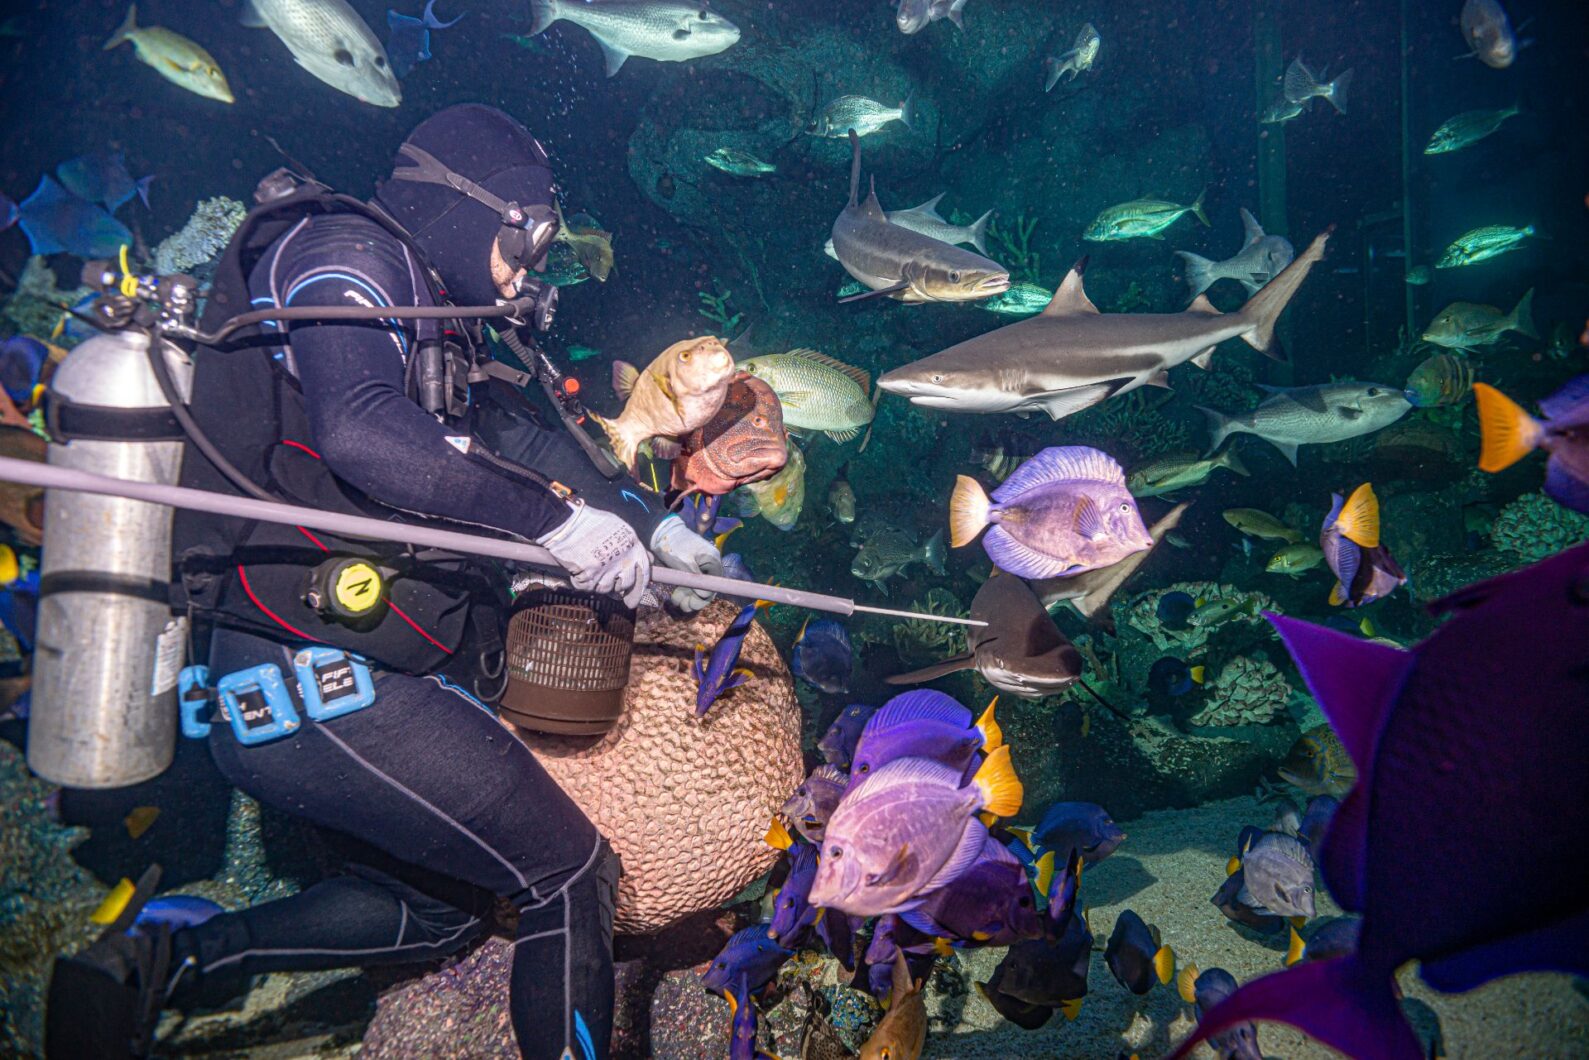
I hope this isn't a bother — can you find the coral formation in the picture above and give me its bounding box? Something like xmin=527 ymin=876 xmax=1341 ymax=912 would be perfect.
xmin=1 ymin=258 xmax=89 ymax=344
xmin=1490 ymin=492 xmax=1589 ymax=563
xmin=696 ymin=280 xmax=742 ymax=333
xmin=1189 ymin=655 xmax=1291 ymax=727
xmin=891 ymin=587 xmax=966 ymax=665
xmin=153 ymin=196 xmax=247 ymax=276
xmin=986 ymin=213 xmax=1040 ymax=283
xmin=1062 ymin=389 xmax=1191 ymax=462
xmin=516 ymin=600 xmax=803 ymax=934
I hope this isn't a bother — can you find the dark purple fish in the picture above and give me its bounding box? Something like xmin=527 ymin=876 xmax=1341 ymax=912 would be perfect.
xmin=859 ymin=914 xmax=937 ymax=999
xmin=56 ymin=150 xmax=153 ymax=213
xmin=899 ymin=831 xmax=1041 ymax=946
xmin=1319 ymin=483 xmax=1406 ymax=608
xmin=385 ymin=0 xmax=464 ymax=79
xmin=977 ymin=900 xmax=1092 ymax=1028
xmin=700 ymin=923 xmax=794 ymax=995
xmin=1295 ymin=915 xmax=1362 ymax=964
xmin=781 ymin=764 xmax=848 ymax=844
xmin=692 ymin=599 xmax=768 ymax=716
xmin=678 ymin=491 xmax=744 ymax=544
xmin=817 ymin=702 xmax=874 ymax=768
xmin=850 ymin=689 xmax=994 ymax=783
xmin=1105 ymin=908 xmax=1174 ymax=995
xmin=1211 ymin=868 xmax=1286 ymax=935
xmin=790 ymin=618 xmax=852 ymax=695
xmin=1300 ymin=794 xmax=1339 ymax=849
xmin=1170 ymin=545 xmax=1589 ymax=1060
xmin=129 ymin=894 xmax=224 ymax=935
xmin=1033 ymin=801 xmax=1126 ymax=864
xmin=727 ymin=973 xmax=765 ymax=1060
xmin=817 ymin=908 xmax=862 ymax=972
xmin=1192 ymin=968 xmax=1263 ymax=1060
xmin=1475 ymin=377 xmax=1589 ymax=513
xmin=768 ymin=841 xmax=822 ymax=948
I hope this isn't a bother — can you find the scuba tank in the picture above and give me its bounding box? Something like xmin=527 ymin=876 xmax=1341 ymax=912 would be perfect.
xmin=28 ymin=329 xmax=192 ymax=788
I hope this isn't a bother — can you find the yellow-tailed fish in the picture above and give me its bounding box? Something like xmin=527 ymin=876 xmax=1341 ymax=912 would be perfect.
xmin=103 ymin=5 xmax=233 ymax=103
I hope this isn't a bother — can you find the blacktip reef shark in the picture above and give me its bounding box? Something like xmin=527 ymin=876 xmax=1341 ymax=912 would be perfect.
xmin=830 ymin=130 xmax=1011 ymax=305
xmin=1031 ymin=501 xmax=1189 ymax=632
xmin=876 ymin=227 xmax=1332 ymax=419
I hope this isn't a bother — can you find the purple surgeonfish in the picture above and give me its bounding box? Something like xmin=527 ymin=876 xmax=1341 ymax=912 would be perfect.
xmin=1319 ymin=483 xmax=1406 ymax=608
xmin=1180 ymin=967 xmax=1264 ymax=1060
xmin=765 ymin=821 xmax=823 ymax=948
xmin=1475 ymin=377 xmax=1589 ymax=513
xmin=949 ymin=445 xmax=1152 ymax=578
xmin=809 ymin=748 xmax=1024 ymax=918
xmin=700 ymin=923 xmax=794 ymax=995
xmin=1169 ymin=544 xmax=1589 ymax=1060
xmin=781 ymin=764 xmax=849 ymax=844
xmin=692 ymin=599 xmax=770 ymax=716
xmin=1032 ymin=800 xmax=1126 ymax=864
xmin=850 ymin=690 xmax=1002 ymax=784
xmin=899 ymin=830 xmax=1043 ymax=946
xmin=726 ymin=973 xmax=775 ymax=1060
xmin=818 ymin=702 xmax=876 ymax=768
xmin=976 ymin=856 xmax=1089 ymax=1028
xmin=859 ymin=914 xmax=939 ymax=999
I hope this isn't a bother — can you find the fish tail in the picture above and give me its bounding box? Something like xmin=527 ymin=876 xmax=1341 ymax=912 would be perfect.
xmin=591 ymin=413 xmax=638 ymax=472
xmin=975 ymin=696 xmax=1002 ymax=751
xmin=1153 ymin=944 xmax=1176 ymax=986
xmin=972 ymin=744 xmax=1023 ymax=819
xmin=1285 ymin=925 xmax=1307 ymax=966
xmin=898 ymin=89 xmax=916 ymax=130
xmin=1189 ymin=186 xmax=1209 ymax=227
xmin=968 ymin=209 xmax=993 ymax=256
xmin=103 ymin=3 xmax=137 ymax=50
xmin=1473 ymin=383 xmax=1544 ymax=472
xmin=1164 ymin=956 xmax=1422 ymax=1060
xmin=1325 ymin=67 xmax=1353 ymax=114
xmin=528 ymin=0 xmax=557 ymax=36
xmin=921 ymin=527 xmax=947 ymax=574
xmin=949 ymin=475 xmax=990 ymax=547
xmin=1507 ymin=287 xmax=1539 ymax=339
xmin=1175 ymin=962 xmax=1201 ymax=1003
xmin=1236 ymin=226 xmax=1332 ymax=356
xmin=1174 ymin=250 xmax=1216 ymax=298
xmin=1196 ymin=406 xmax=1239 ymax=456
xmin=1218 ymin=444 xmax=1250 ymax=477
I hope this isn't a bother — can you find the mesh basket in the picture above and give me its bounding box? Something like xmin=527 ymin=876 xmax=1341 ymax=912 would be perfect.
xmin=499 ymin=588 xmax=635 ymax=735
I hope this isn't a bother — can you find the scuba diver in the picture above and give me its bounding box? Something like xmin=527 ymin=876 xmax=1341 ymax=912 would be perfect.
xmin=44 ymin=104 xmax=724 ymax=1059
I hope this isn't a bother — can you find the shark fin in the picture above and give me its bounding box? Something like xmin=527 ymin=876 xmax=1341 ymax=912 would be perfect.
xmin=1042 ymin=258 xmax=1099 ymax=316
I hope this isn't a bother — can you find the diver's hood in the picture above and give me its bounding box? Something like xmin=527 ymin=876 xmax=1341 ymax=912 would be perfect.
xmin=373 ymin=104 xmax=557 ymax=308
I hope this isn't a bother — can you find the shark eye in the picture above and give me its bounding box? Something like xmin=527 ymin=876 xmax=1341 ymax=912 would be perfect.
xmin=931 ymin=373 xmax=945 ymax=384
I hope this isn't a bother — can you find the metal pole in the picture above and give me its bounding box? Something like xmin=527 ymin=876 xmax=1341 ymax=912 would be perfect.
xmin=0 ymin=456 xmax=986 ymax=628
xmin=1254 ymin=0 xmax=1293 ymax=384
xmin=1399 ymin=0 xmax=1418 ymax=341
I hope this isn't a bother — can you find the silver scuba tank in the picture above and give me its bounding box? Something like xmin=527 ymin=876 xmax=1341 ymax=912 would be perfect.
xmin=27 ymin=330 xmax=192 ymax=788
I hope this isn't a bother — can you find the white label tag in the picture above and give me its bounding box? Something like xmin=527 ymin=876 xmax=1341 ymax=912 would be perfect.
xmin=151 ymin=618 xmax=188 ymax=697
xmin=445 ymin=435 xmax=471 ymax=454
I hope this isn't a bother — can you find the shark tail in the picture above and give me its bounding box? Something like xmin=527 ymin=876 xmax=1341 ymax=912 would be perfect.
xmin=1165 ymin=956 xmax=1423 ymax=1060
xmin=949 ymin=476 xmax=990 ymax=547
xmin=1236 ymin=226 xmax=1332 ymax=356
xmin=968 ymin=209 xmax=993 ymax=256
xmin=1507 ymin=287 xmax=1539 ymax=340
xmin=528 ymin=0 xmax=557 ymax=36
xmin=1175 ymin=250 xmax=1217 ymax=299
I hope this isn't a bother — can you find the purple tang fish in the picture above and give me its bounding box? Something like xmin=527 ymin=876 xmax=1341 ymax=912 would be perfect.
xmin=700 ymin=923 xmax=794 ymax=995
xmin=949 ymin=445 xmax=1152 ymax=578
xmin=850 ymin=690 xmax=1000 ymax=784
xmin=781 ymin=764 xmax=849 ymax=844
xmin=767 ymin=835 xmax=823 ymax=948
xmin=692 ymin=599 xmax=770 ymax=716
xmin=1475 ymin=377 xmax=1589 ymax=513
xmin=817 ymin=702 xmax=875 ymax=768
xmin=1170 ymin=544 xmax=1589 ymax=1060
xmin=1319 ymin=483 xmax=1406 ymax=608
xmin=900 ymin=830 xmax=1042 ymax=946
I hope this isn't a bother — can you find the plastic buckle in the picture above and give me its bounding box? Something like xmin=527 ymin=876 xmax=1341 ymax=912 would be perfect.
xmin=217 ymin=663 xmax=300 ymax=746
xmin=293 ymin=647 xmax=376 ymax=722
xmin=178 ymin=665 xmax=212 ymax=739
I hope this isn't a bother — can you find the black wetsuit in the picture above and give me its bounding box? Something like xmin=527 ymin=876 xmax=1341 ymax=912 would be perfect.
xmin=168 ymin=204 xmax=657 ymax=1060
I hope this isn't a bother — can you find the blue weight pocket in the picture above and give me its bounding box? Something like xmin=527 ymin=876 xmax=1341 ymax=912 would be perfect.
xmin=218 ymin=663 xmax=300 ymax=746
xmin=293 ymin=647 xmax=376 ymax=722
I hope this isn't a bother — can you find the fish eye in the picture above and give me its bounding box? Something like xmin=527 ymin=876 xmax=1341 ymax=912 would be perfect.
xmin=1303 ymin=885 xmax=1313 ymax=893
xmin=950 ymin=270 xmax=963 ymax=283
xmin=1119 ymin=502 xmax=1130 ymax=512
xmin=1367 ymin=387 xmax=1380 ymax=396
xmin=856 ymin=762 xmax=870 ymax=774
xmin=753 ymin=416 xmax=767 ymax=428
xmin=375 ymin=56 xmax=386 ymax=68
xmin=681 ymin=351 xmax=692 ymax=361
xmin=830 ymin=847 xmax=843 ymax=859
xmin=714 ymin=960 xmax=726 ymax=969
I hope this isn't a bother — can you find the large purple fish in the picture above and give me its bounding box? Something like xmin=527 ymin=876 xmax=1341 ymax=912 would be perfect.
xmin=850 ymin=690 xmax=999 ymax=783
xmin=1475 ymin=377 xmax=1589 ymax=513
xmin=949 ymin=446 xmax=1152 ymax=578
xmin=700 ymin=923 xmax=794 ymax=995
xmin=781 ymin=764 xmax=849 ymax=844
xmin=1170 ymin=544 xmax=1589 ymax=1060
xmin=692 ymin=599 xmax=769 ymax=716
xmin=900 ymin=830 xmax=1042 ymax=946
xmin=976 ymin=860 xmax=1089 ymax=1029
xmin=1319 ymin=483 xmax=1405 ymax=608
xmin=1032 ymin=801 xmax=1126 ymax=864
xmin=768 ymin=839 xmax=823 ymax=948
xmin=809 ymin=748 xmax=1023 ymax=917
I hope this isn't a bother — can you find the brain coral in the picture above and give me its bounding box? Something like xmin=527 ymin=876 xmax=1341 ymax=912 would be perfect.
xmin=516 ymin=599 xmax=804 ymax=934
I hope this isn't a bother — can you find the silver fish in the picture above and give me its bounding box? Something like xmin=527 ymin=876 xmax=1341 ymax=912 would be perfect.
xmin=830 ymin=133 xmax=1010 ymax=304
xmin=1282 ymin=56 xmax=1352 ymax=114
xmin=876 ymin=231 xmax=1330 ymax=420
xmin=896 ymin=0 xmax=968 ymax=35
xmin=822 ymin=192 xmax=992 ymax=257
xmin=1175 ymin=208 xmax=1295 ymax=299
xmin=1424 ymin=105 xmax=1521 ymax=154
xmin=1460 ymin=0 xmax=1518 ymax=68
xmin=1200 ymin=382 xmax=1411 ymax=466
xmin=1043 ymin=22 xmax=1100 ymax=91
xmin=1128 ymin=448 xmax=1249 ymax=498
xmin=1261 ymin=95 xmax=1308 ymax=124
xmin=810 ymin=94 xmax=915 ymax=138
xmin=242 ymin=0 xmax=400 ymax=106
xmin=1236 ymin=831 xmax=1317 ymax=919
xmin=852 ymin=526 xmax=946 ymax=592
xmin=528 ymin=0 xmax=739 ymax=77
xmin=705 ymin=147 xmax=775 ymax=176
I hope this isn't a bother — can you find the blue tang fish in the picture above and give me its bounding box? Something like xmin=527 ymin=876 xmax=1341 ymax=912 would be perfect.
xmin=789 ymin=617 xmax=851 ymax=694
xmin=1171 ymin=544 xmax=1589 ymax=1060
xmin=385 ymin=0 xmax=463 ymax=78
xmin=765 ymin=819 xmax=823 ymax=948
xmin=692 ymin=599 xmax=769 ymax=716
xmin=816 ymin=702 xmax=874 ymax=769
xmin=15 ymin=175 xmax=131 ymax=258
xmin=1148 ymin=656 xmax=1204 ymax=697
xmin=700 ymin=923 xmax=793 ymax=995
xmin=849 ymin=689 xmax=1001 ymax=782
xmin=678 ymin=491 xmax=743 ymax=547
xmin=130 ymin=894 xmax=224 ymax=935
xmin=1156 ymin=590 xmax=1198 ymax=629
xmin=1475 ymin=377 xmax=1589 ymax=513
xmin=0 ymin=336 xmax=52 ymax=403
xmin=1033 ymin=801 xmax=1126 ymax=865
xmin=1319 ymin=483 xmax=1406 ymax=608
xmin=726 ymin=972 xmax=776 ymax=1060
xmin=56 ymin=151 xmax=152 ymax=213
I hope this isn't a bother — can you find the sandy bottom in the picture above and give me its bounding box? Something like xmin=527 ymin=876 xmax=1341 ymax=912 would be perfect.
xmin=841 ymin=794 xmax=1588 ymax=1059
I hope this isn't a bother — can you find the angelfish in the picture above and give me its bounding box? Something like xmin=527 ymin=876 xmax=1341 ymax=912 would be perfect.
xmin=693 ymin=599 xmax=770 ymax=716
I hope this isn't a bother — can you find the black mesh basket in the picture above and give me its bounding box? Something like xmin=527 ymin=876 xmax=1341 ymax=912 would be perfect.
xmin=500 ymin=588 xmax=635 ymax=735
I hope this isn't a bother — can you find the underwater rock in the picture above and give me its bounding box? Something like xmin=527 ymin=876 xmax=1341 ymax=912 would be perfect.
xmin=1490 ymin=491 xmax=1589 ymax=563
xmin=1189 ymin=655 xmax=1290 ymax=727
xmin=152 ymin=196 xmax=247 ymax=276
xmin=1 ymin=257 xmax=90 ymax=345
xmin=515 ymin=599 xmax=804 ymax=934
xmin=1125 ymin=581 xmax=1276 ymax=653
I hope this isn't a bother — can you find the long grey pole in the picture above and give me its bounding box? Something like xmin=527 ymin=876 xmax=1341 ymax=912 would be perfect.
xmin=0 ymin=456 xmax=984 ymax=628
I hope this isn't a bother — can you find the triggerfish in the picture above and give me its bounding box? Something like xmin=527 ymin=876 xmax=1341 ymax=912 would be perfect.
xmin=949 ymin=446 xmax=1152 ymax=579
xmin=809 ymin=746 xmax=1023 ymax=917
xmin=1474 ymin=376 xmax=1589 ymax=513
xmin=1320 ymin=483 xmax=1406 ymax=607
xmin=692 ymin=599 xmax=770 ymax=716
xmin=1168 ymin=545 xmax=1589 ymax=1060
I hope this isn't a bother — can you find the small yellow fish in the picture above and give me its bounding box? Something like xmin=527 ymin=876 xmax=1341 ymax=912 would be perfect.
xmin=104 ymin=5 xmax=233 ymax=103
xmin=554 ymin=202 xmax=614 ymax=282
xmin=1278 ymin=724 xmax=1358 ymax=797
xmin=1223 ymin=507 xmax=1302 ymax=542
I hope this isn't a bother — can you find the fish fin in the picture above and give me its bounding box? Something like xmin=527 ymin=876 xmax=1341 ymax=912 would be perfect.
xmin=1034 ymin=850 xmax=1055 ymax=895
xmin=1188 ymin=345 xmax=1216 ymax=370
xmin=597 ymin=38 xmax=630 ymax=77
xmin=692 ymin=645 xmax=706 ymax=683
xmin=919 ymin=817 xmax=988 ymax=895
xmin=968 ymin=209 xmax=993 ymax=256
xmin=1535 ymin=374 xmax=1589 ymax=421
xmin=872 ymin=843 xmax=914 ymax=887
xmin=900 ymin=191 xmax=947 ymax=219
xmin=1196 ymin=405 xmax=1239 ymax=455
xmin=838 ymin=280 xmax=910 ymax=304
xmin=883 ymin=655 xmax=976 ymax=684
xmin=983 ymin=527 xmax=1076 ymax=580
xmin=972 ymin=744 xmax=1023 ymax=818
xmin=776 ymin=388 xmax=812 ymax=409
xmin=920 ymin=528 xmax=947 ymax=574
xmin=823 ymin=238 xmax=838 ymax=260
xmin=764 ymin=817 xmax=793 ymax=850
xmin=1058 ymin=997 xmax=1083 ymax=1020
xmin=1333 ymin=483 xmax=1380 ymax=548
xmin=783 ymin=348 xmax=871 ymax=392
xmin=1545 ymin=460 xmax=1589 ymax=514
xmin=866 ymin=689 xmax=973 ymax=733
xmin=1175 ymin=251 xmax=1216 ymax=298
xmin=611 ymin=360 xmax=639 ymax=400
xmin=591 ymin=413 xmax=637 ymax=473
xmin=727 ymin=667 xmax=754 ymax=689
xmin=1272 ymin=440 xmax=1299 ymax=466
xmin=1154 ymin=945 xmax=1177 ymax=986
xmin=1327 ymin=581 xmax=1347 ymax=607
xmin=1189 ymin=187 xmax=1209 ymax=226
xmin=103 ymin=3 xmax=138 ymax=49
xmin=995 ymin=445 xmax=1125 ymax=498
xmin=1219 ymin=445 xmax=1250 ymax=477
xmin=1286 ymin=925 xmax=1306 ymax=966
xmin=528 ymin=0 xmax=557 ymax=35
xmin=899 ymin=90 xmax=916 ymax=128
xmin=1472 ymin=383 xmax=1544 ymax=472
xmin=949 ymin=475 xmax=990 ymax=547
xmin=1188 ymin=292 xmax=1221 ymax=316
xmin=1237 ymin=227 xmax=1331 ymax=356
xmin=1324 ymin=68 xmax=1353 ymax=114
xmin=825 ymin=426 xmax=861 ymax=443
xmin=239 ymin=0 xmax=268 ymax=28
xmin=1240 ymin=206 xmax=1265 ymax=246
xmin=90 ymin=878 xmax=138 ymax=925
xmin=1164 ymin=956 xmax=1421 ymax=1060
xmin=1507 ymin=288 xmax=1538 ymax=339
xmin=650 ymin=437 xmax=682 ymax=460
xmin=425 ymin=0 xmax=464 ymax=28
xmin=975 ymin=696 xmax=1002 ymax=751
xmin=1421 ymin=906 xmax=1589 ymax=992
xmin=1176 ymin=962 xmax=1201 ymax=1003
xmin=1073 ymin=494 xmax=1104 ymax=538
xmin=1042 ymin=259 xmax=1099 ymax=316
xmin=1225 ymin=855 xmax=1242 ymax=876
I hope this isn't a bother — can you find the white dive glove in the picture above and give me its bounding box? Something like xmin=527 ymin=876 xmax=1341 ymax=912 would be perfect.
xmin=649 ymin=515 xmax=724 ymax=614
xmin=535 ymin=501 xmax=653 ymax=609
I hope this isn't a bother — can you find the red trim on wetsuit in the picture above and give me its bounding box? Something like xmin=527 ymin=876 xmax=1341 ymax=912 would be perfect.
xmin=390 ymin=602 xmax=452 ymax=654
xmin=281 ymin=439 xmax=322 ymax=459
xmin=237 ymin=564 xmax=322 ymax=642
